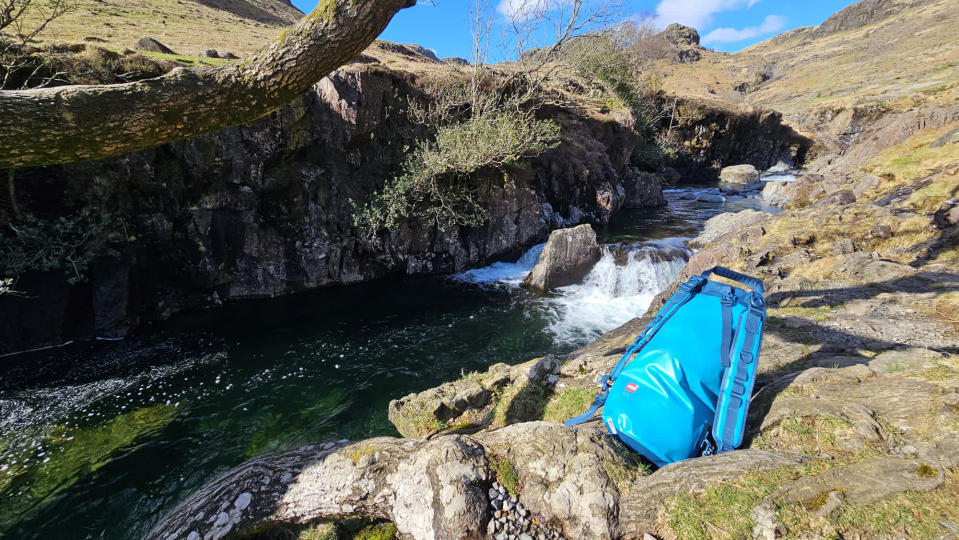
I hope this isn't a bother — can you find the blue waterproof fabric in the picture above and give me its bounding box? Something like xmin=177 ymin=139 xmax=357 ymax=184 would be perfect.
xmin=567 ymin=267 xmax=766 ymax=467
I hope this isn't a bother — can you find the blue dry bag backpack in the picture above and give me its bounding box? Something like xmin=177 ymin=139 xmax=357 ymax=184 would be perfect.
xmin=566 ymin=266 xmax=766 ymax=467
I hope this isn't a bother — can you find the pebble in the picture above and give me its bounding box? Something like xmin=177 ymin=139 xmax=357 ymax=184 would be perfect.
xmin=486 ymin=484 xmax=566 ymax=539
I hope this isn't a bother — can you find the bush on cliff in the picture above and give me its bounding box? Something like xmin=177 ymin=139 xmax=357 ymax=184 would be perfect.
xmin=353 ymin=81 xmax=560 ymax=235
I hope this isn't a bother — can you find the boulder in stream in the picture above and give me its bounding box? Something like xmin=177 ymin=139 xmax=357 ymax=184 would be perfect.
xmin=524 ymin=224 xmax=601 ymax=291
xmin=719 ymin=164 xmax=760 ymax=184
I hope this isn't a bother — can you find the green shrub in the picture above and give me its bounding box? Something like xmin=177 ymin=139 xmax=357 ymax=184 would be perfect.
xmin=353 ymin=99 xmax=559 ymax=235
xmin=490 ymin=455 xmax=520 ymax=497
xmin=0 ymin=213 xmax=113 ymax=283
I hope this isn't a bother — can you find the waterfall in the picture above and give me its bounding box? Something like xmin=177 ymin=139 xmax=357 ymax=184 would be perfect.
xmin=542 ymin=241 xmax=691 ymax=345
xmin=453 ymin=239 xmax=691 ymax=346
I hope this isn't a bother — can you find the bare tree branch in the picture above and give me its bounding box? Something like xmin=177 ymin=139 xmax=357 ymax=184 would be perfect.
xmin=0 ymin=0 xmax=415 ymax=170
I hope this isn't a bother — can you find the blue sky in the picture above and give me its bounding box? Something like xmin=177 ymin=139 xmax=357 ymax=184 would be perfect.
xmin=291 ymin=0 xmax=859 ymax=58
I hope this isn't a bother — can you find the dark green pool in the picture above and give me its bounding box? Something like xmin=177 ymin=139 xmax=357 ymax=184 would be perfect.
xmin=0 ymin=187 xmax=773 ymax=539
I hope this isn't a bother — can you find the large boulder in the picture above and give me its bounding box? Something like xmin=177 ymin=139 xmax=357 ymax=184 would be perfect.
xmin=623 ymin=169 xmax=665 ymax=208
xmin=719 ymin=164 xmax=760 ymax=184
xmin=524 ymin=224 xmax=601 ymax=291
xmin=134 ymin=36 xmax=176 ymax=54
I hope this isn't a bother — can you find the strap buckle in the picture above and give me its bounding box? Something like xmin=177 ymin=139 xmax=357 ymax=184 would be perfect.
xmin=679 ymin=275 xmax=706 ymax=293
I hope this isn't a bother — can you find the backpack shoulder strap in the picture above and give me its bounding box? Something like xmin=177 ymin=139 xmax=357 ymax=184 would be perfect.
xmin=712 ymin=290 xmax=766 ymax=452
xmin=564 ymin=275 xmax=707 ymax=427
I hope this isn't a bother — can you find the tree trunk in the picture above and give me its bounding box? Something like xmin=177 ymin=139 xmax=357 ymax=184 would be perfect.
xmin=0 ymin=0 xmax=414 ymax=170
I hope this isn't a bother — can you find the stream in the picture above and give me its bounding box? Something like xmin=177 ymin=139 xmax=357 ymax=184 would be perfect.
xmin=0 ymin=184 xmax=780 ymax=539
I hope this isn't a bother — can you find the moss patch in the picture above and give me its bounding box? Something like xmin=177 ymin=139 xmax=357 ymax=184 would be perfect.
xmin=490 ymin=455 xmax=520 ymax=497
xmin=351 ymin=522 xmax=398 ymax=540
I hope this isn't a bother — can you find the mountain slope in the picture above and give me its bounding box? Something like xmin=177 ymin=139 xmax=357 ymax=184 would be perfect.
xmin=22 ymin=0 xmax=303 ymax=56
xmin=653 ymin=0 xmax=958 ymax=122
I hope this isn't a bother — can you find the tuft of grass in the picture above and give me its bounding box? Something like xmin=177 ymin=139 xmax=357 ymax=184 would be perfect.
xmin=752 ymin=415 xmax=878 ymax=459
xmin=351 ymin=522 xmax=398 ymax=540
xmin=666 ymin=467 xmax=803 ymax=539
xmin=541 ymin=387 xmax=597 ymax=424
xmin=297 ymin=523 xmax=338 ymax=540
xmin=778 ymin=469 xmax=959 ymax=539
xmin=916 ymin=463 xmax=938 ymax=478
xmin=492 ymin=381 xmax=550 ymax=428
xmin=601 ymin=438 xmax=651 ymax=492
xmin=934 ymin=292 xmax=959 ymax=331
xmin=346 ymin=444 xmax=375 ymax=465
xmin=490 ymin=455 xmax=520 ymax=497
xmin=140 ymin=50 xmax=231 ymax=67
xmin=770 ymin=305 xmax=834 ymax=323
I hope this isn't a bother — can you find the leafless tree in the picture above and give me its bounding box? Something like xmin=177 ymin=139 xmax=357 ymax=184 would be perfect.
xmin=1 ymin=0 xmax=74 ymax=89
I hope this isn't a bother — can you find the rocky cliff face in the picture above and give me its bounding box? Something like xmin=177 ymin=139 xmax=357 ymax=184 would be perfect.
xmin=1 ymin=61 xmax=664 ymax=354
xmin=667 ymin=100 xmax=812 ymax=182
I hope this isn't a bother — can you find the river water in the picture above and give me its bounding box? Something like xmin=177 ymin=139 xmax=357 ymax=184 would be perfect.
xmin=0 ymin=185 xmax=775 ymax=539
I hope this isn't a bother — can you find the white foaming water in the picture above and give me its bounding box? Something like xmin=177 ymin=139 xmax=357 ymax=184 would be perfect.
xmin=761 ymin=173 xmax=798 ymax=183
xmin=542 ymin=241 xmax=691 ymax=345
xmin=454 ymin=239 xmax=691 ymax=346
xmin=453 ymin=243 xmax=545 ymax=286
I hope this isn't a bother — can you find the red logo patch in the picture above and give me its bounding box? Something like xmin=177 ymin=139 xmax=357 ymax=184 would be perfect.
xmin=625 ymin=382 xmax=639 ymax=393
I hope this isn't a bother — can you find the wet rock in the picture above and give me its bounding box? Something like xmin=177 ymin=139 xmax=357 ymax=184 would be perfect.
xmin=719 ymin=164 xmax=760 ymax=184
xmin=524 ymin=225 xmax=601 ymax=291
xmin=695 ymin=192 xmax=726 ymax=203
xmin=622 ymin=168 xmax=666 ymax=208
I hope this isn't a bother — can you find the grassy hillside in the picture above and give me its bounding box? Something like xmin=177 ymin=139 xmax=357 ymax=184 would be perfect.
xmin=20 ymin=0 xmax=302 ymax=56
xmin=652 ymin=0 xmax=958 ymax=119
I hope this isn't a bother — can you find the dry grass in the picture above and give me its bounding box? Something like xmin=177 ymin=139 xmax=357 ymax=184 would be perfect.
xmin=777 ymin=469 xmax=959 ymax=539
xmin=19 ymin=0 xmax=301 ymax=56
xmin=650 ymin=0 xmax=959 ymax=119
xmin=752 ymin=415 xmax=880 ymax=460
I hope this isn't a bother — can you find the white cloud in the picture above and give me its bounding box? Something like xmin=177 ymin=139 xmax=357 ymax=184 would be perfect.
xmin=701 ymin=14 xmax=786 ymax=44
xmin=651 ymin=0 xmax=761 ymax=31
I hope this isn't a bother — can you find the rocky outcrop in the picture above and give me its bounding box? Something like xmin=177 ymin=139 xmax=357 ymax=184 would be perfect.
xmin=622 ymin=169 xmax=665 ymax=208
xmin=389 ymin=355 xmax=564 ymax=439
xmin=653 ymin=24 xmax=705 ymax=64
xmin=668 ymin=100 xmax=813 ymax=182
xmin=1 ymin=61 xmax=663 ymax=354
xmin=134 ymin=36 xmax=176 ymax=54
xmin=524 ymin=225 xmax=601 ymax=291
xmin=719 ymin=164 xmax=760 ymax=184
xmin=662 ymin=23 xmax=700 ymax=47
